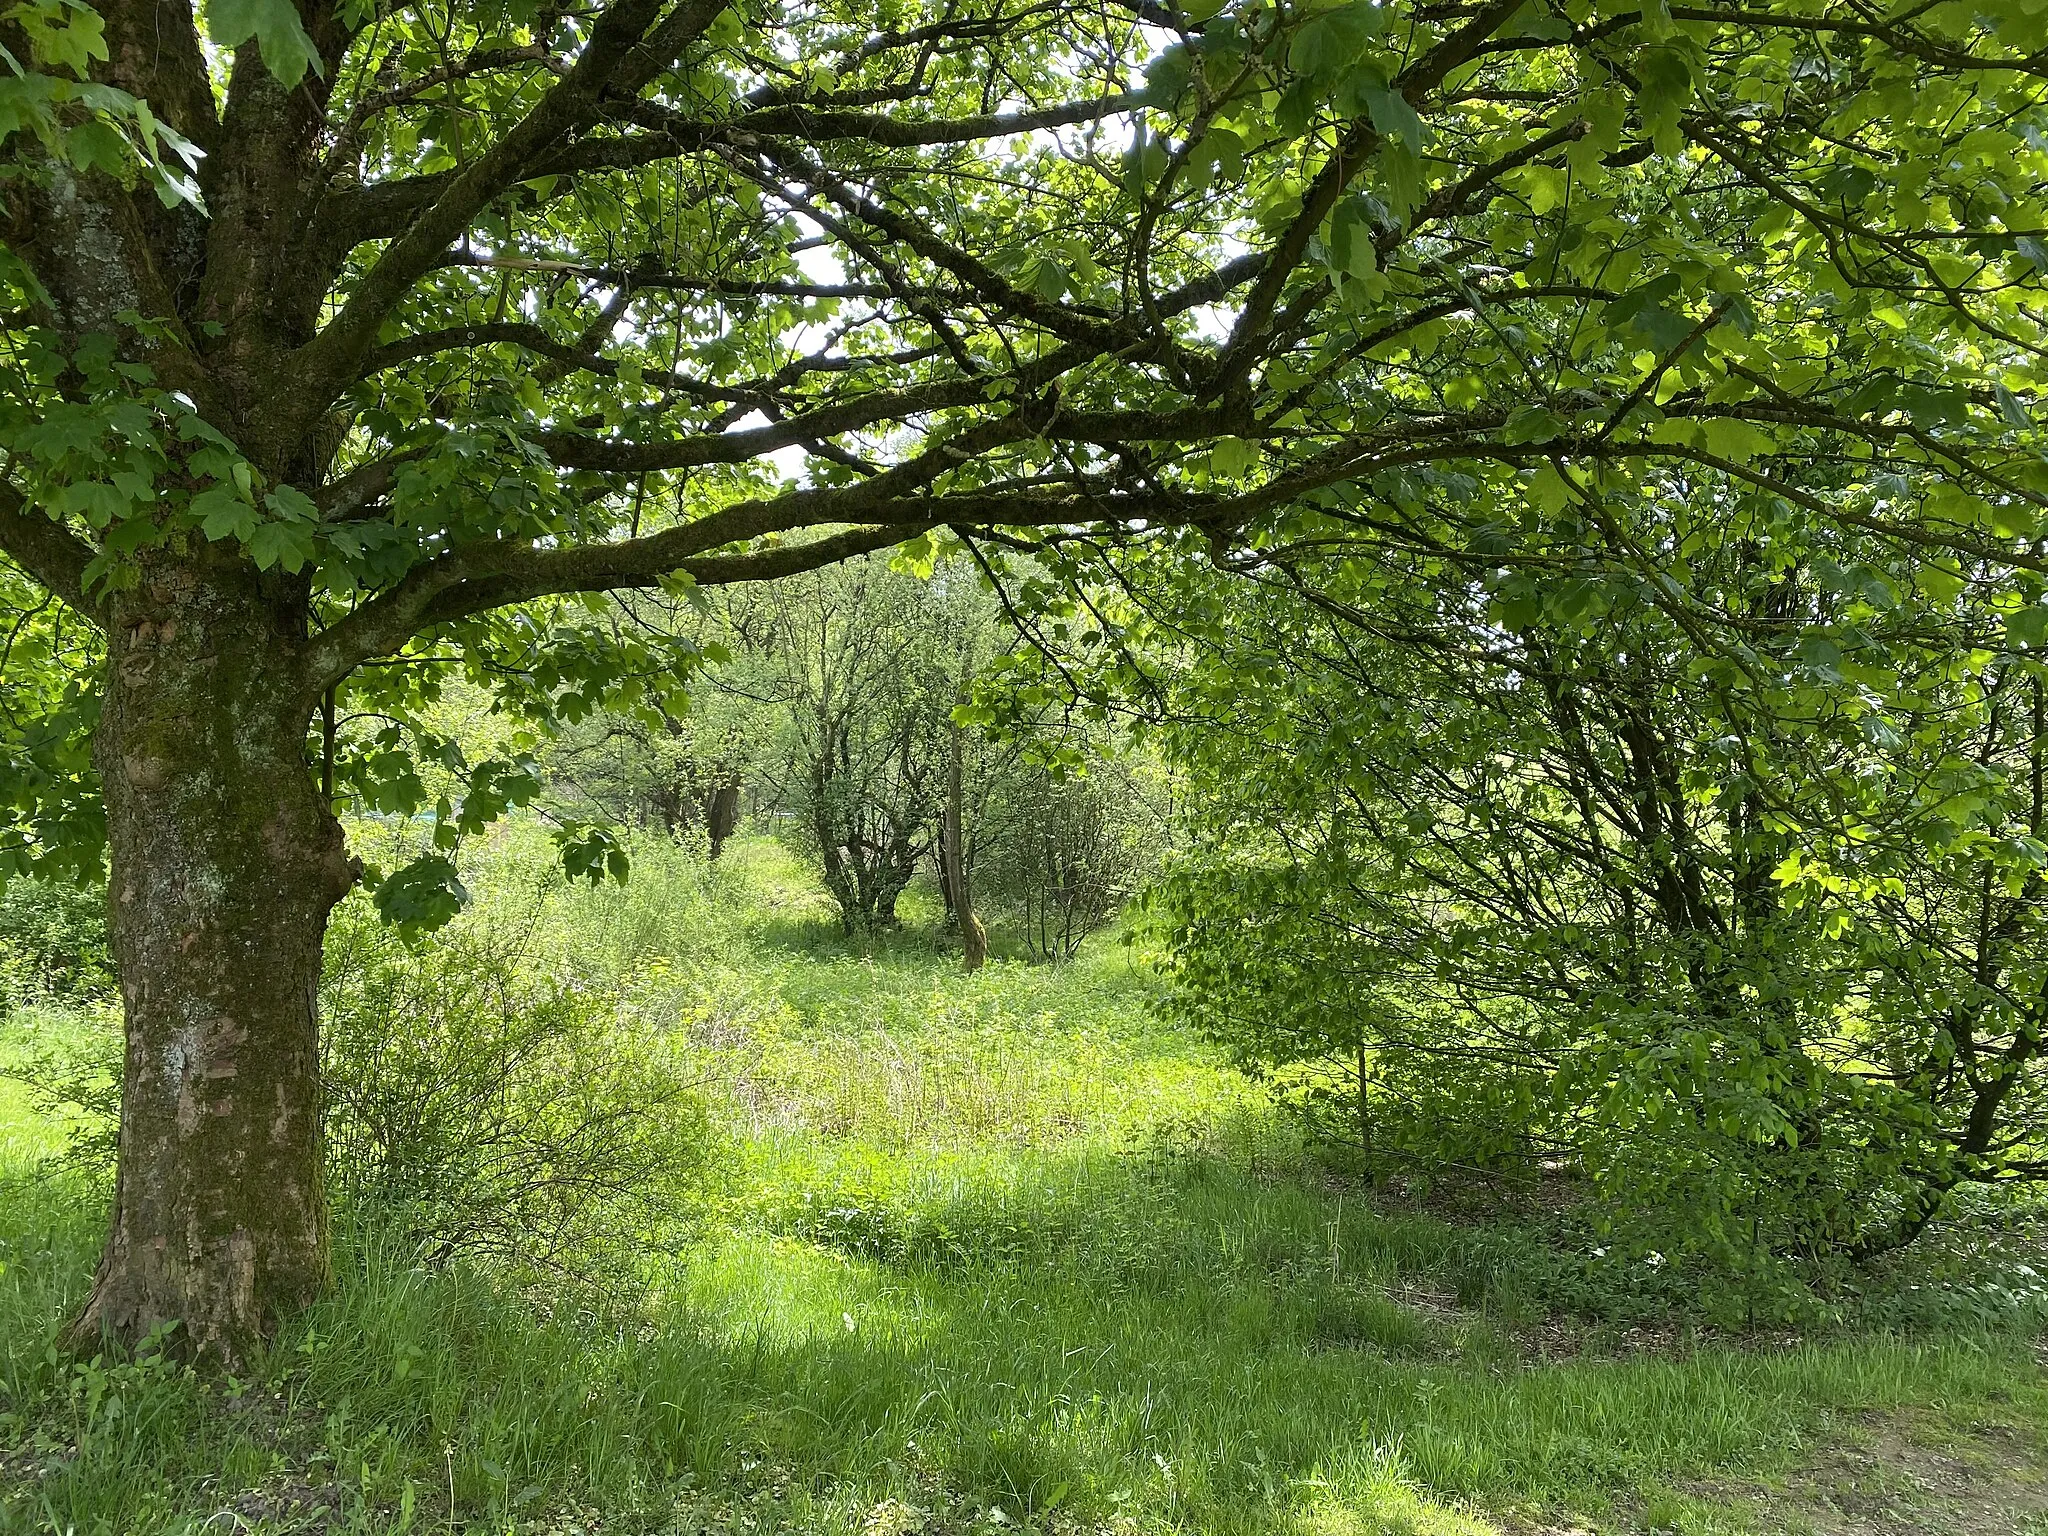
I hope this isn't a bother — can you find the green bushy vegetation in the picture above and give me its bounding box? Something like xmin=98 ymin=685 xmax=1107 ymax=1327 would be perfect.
xmin=5 ymin=829 xmax=2048 ymax=1534
xmin=13 ymin=3 xmax=2048 ymax=1526
xmin=0 ymin=877 xmax=109 ymax=1006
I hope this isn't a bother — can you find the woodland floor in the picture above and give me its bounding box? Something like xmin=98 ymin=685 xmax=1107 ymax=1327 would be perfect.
xmin=1649 ymin=1407 xmax=2048 ymax=1536
xmin=4 ymin=830 xmax=2048 ymax=1535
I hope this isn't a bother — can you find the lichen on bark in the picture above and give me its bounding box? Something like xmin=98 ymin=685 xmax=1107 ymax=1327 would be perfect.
xmin=69 ymin=555 xmax=356 ymax=1365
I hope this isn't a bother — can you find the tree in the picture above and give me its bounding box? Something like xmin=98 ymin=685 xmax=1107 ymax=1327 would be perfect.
xmin=542 ymin=610 xmax=766 ymax=858
xmin=934 ymin=599 xmax=999 ymax=970
xmin=3 ymin=0 xmax=2047 ymax=1358
xmin=1129 ymin=515 xmax=2048 ymax=1264
xmin=737 ymin=559 xmax=950 ymax=930
xmin=977 ymin=747 xmax=1165 ymax=961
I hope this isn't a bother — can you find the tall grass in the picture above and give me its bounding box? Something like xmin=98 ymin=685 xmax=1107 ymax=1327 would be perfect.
xmin=2 ymin=826 xmax=2045 ymax=1535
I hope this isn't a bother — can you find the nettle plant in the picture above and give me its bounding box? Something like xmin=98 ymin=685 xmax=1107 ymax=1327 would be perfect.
xmin=2 ymin=0 xmax=2047 ymax=1360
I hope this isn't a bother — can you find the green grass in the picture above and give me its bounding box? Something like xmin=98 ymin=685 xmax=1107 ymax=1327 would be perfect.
xmin=3 ymin=827 xmax=2046 ymax=1534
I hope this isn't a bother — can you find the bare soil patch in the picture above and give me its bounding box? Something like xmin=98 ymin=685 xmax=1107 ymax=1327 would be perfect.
xmin=1677 ymin=1408 xmax=2048 ymax=1536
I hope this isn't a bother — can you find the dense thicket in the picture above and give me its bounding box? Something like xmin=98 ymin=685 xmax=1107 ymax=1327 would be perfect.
xmin=1060 ymin=499 xmax=2048 ymax=1267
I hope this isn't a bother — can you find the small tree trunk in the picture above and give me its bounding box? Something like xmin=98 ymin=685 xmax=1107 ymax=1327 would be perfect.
xmin=706 ymin=779 xmax=741 ymax=859
xmin=959 ymin=897 xmax=988 ymax=971
xmin=941 ymin=719 xmax=987 ymax=971
xmin=874 ymin=848 xmax=915 ymax=926
xmin=1356 ymin=1038 xmax=1380 ymax=1188
xmin=935 ymin=819 xmax=958 ymax=922
xmin=650 ymin=779 xmax=688 ymax=835
xmin=70 ymin=565 xmax=356 ymax=1364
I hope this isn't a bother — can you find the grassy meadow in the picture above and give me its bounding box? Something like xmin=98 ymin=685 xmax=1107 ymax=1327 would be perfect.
xmin=3 ymin=829 xmax=2047 ymax=1535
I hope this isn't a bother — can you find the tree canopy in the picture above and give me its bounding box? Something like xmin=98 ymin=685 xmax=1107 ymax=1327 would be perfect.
xmin=2 ymin=0 xmax=2046 ymax=881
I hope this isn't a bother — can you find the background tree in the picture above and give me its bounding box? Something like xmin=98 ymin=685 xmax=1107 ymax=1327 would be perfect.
xmin=1116 ymin=510 xmax=2048 ymax=1266
xmin=937 ymin=699 xmax=992 ymax=969
xmin=534 ymin=555 xmax=1151 ymax=962
xmin=977 ymin=746 xmax=1166 ymax=962
xmin=542 ymin=603 xmax=768 ymax=857
xmin=732 ymin=558 xmax=952 ymax=931
xmin=3 ymin=0 xmax=2048 ymax=1359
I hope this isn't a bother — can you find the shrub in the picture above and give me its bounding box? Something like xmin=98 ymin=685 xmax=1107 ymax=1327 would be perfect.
xmin=978 ymin=758 xmax=1165 ymax=961
xmin=1 ymin=834 xmax=721 ymax=1296
xmin=320 ymin=892 xmax=718 ymax=1288
xmin=0 ymin=1004 xmax=120 ymax=1176
xmin=0 ymin=874 xmax=112 ymax=1003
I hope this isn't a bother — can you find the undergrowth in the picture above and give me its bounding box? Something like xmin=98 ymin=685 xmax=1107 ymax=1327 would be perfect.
xmin=2 ymin=826 xmax=2046 ymax=1535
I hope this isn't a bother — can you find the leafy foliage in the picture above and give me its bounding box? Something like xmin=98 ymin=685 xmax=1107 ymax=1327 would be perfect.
xmin=10 ymin=0 xmax=2048 ymax=1343
xmin=721 ymin=560 xmax=964 ymax=931
xmin=1121 ymin=514 xmax=2048 ymax=1265
xmin=320 ymin=891 xmax=716 ymax=1285
xmin=0 ymin=871 xmax=108 ymax=1001
xmin=0 ymin=857 xmax=720 ymax=1288
xmin=4 ymin=0 xmax=2048 ymax=906
xmin=976 ymin=750 xmax=1165 ymax=961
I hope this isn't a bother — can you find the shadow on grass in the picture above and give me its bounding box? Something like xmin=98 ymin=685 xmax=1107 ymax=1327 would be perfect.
xmin=6 ymin=1143 xmax=2046 ymax=1536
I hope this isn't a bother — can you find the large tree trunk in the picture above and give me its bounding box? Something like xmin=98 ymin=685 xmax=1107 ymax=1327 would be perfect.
xmin=69 ymin=564 xmax=356 ymax=1363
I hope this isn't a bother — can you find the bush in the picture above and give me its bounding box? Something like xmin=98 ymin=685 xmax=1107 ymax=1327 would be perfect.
xmin=0 ymin=874 xmax=111 ymax=1003
xmin=320 ymin=892 xmax=717 ymax=1288
xmin=978 ymin=757 xmax=1165 ymax=961
xmin=4 ymin=882 xmax=720 ymax=1293
xmin=0 ymin=1004 xmax=120 ymax=1176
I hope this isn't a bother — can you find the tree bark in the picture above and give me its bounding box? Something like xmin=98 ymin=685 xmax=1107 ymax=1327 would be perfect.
xmin=935 ymin=820 xmax=958 ymax=921
xmin=706 ymin=779 xmax=741 ymax=858
xmin=69 ymin=562 xmax=357 ymax=1364
xmin=1356 ymin=1038 xmax=1381 ymax=1188
xmin=941 ymin=717 xmax=987 ymax=971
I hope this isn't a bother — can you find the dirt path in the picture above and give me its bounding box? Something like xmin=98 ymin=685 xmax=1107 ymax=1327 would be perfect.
xmin=1496 ymin=1406 xmax=2048 ymax=1536
xmin=1711 ymin=1410 xmax=2048 ymax=1536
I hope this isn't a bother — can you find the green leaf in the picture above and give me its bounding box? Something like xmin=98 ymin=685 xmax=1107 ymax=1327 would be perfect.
xmin=1377 ymin=141 xmax=1422 ymax=224
xmin=1027 ymin=257 xmax=1070 ymax=300
xmin=1502 ymin=405 xmax=1564 ymax=444
xmin=1288 ymin=14 xmax=1347 ymax=76
xmin=554 ymin=824 xmax=630 ymax=886
xmin=2006 ymin=606 xmax=2048 ymax=648
xmin=890 ymin=532 xmax=938 ymax=579
xmin=1363 ymin=84 xmax=1422 ymax=156
xmin=264 ymin=484 xmax=318 ymax=523
xmin=1512 ymin=164 xmax=1571 ymax=215
xmin=1915 ymin=562 xmax=1967 ymax=605
xmin=203 ymin=0 xmax=322 ymax=88
xmin=1288 ymin=4 xmax=1386 ymax=80
xmin=14 ymin=0 xmax=108 ymax=79
xmin=247 ymin=518 xmax=315 ymax=572
xmin=63 ymin=117 xmax=128 ymax=176
xmin=370 ymin=854 xmax=468 ymax=936
xmin=1697 ymin=418 xmax=1777 ymax=462
xmin=1209 ymin=436 xmax=1260 ymax=477
xmin=1527 ymin=464 xmax=1573 ymax=513
xmin=53 ymin=480 xmax=126 ymax=528
xmin=192 ymin=486 xmax=257 ymax=542
xmin=1199 ymin=127 xmax=1245 ymax=184
xmin=1635 ymin=46 xmax=1694 ymax=158
xmin=102 ymin=514 xmax=161 ymax=555
xmin=1325 ymin=196 xmax=1378 ymax=283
